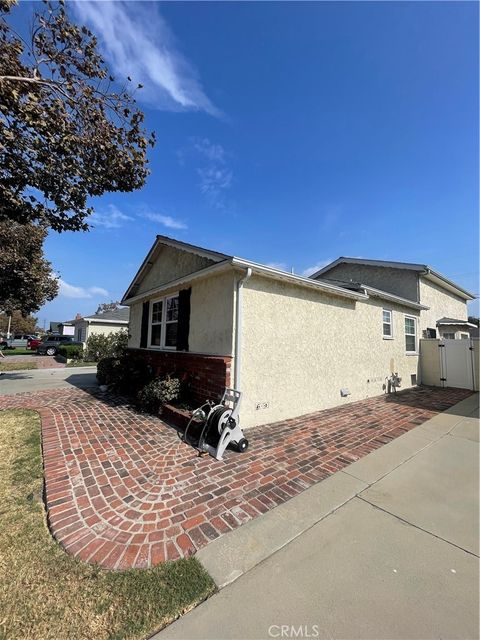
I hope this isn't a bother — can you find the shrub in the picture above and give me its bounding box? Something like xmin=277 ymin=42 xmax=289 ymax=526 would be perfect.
xmin=58 ymin=344 xmax=84 ymax=360
xmin=137 ymin=376 xmax=181 ymax=413
xmin=84 ymin=329 xmax=128 ymax=362
xmin=96 ymin=354 xmax=152 ymax=394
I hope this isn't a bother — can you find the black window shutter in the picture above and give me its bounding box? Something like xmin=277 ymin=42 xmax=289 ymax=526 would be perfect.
xmin=177 ymin=288 xmax=191 ymax=351
xmin=140 ymin=300 xmax=150 ymax=348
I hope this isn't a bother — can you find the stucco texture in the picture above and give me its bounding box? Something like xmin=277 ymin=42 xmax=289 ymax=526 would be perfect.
xmin=317 ymin=263 xmax=419 ymax=301
xmin=240 ymin=275 xmax=420 ymax=427
xmin=136 ymin=244 xmax=216 ymax=295
xmin=128 ymin=271 xmax=236 ymax=357
xmin=419 ymin=277 xmax=468 ymax=338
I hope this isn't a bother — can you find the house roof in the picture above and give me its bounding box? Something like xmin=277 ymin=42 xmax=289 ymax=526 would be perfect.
xmin=73 ymin=307 xmax=130 ymax=324
xmin=316 ymin=278 xmax=429 ymax=311
xmin=309 ymin=257 xmax=475 ymax=301
xmin=436 ymin=317 xmax=477 ymax=328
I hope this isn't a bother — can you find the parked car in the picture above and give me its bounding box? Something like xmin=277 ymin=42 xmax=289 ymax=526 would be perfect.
xmin=36 ymin=335 xmax=82 ymax=356
xmin=0 ymin=334 xmax=37 ymax=350
xmin=27 ymin=336 xmax=43 ymax=350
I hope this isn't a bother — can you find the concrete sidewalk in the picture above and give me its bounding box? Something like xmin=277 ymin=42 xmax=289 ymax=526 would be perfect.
xmin=157 ymin=393 xmax=479 ymax=640
xmin=0 ymin=366 xmax=98 ymax=394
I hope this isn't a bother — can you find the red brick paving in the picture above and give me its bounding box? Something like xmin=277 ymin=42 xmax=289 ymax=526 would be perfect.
xmin=0 ymin=385 xmax=472 ymax=570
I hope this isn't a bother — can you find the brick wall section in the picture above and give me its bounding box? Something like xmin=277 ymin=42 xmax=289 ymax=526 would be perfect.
xmin=126 ymin=348 xmax=232 ymax=404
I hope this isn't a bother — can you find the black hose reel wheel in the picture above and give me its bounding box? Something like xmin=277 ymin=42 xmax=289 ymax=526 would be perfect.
xmin=235 ymin=438 xmax=249 ymax=453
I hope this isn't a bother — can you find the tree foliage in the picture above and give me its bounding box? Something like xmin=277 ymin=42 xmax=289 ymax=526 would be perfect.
xmin=96 ymin=301 xmax=121 ymax=314
xmin=0 ymin=309 xmax=38 ymax=334
xmin=0 ymin=0 xmax=155 ymax=232
xmin=0 ymin=221 xmax=58 ymax=314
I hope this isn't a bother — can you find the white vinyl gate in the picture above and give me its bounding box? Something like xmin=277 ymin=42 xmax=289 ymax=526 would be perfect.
xmin=420 ymin=338 xmax=478 ymax=391
xmin=440 ymin=339 xmax=475 ymax=389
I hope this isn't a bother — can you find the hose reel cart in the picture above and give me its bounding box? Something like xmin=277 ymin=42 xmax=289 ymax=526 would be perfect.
xmin=181 ymin=388 xmax=249 ymax=461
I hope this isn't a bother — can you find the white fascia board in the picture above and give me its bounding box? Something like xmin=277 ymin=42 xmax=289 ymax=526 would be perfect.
xmin=363 ymin=286 xmax=429 ymax=311
xmin=230 ymin=257 xmax=368 ymax=301
xmin=86 ymin=318 xmax=129 ymax=324
xmin=436 ymin=321 xmax=477 ymax=328
xmin=123 ymin=257 xmax=368 ymax=305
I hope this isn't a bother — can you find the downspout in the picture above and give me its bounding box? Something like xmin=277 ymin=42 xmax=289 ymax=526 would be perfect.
xmin=234 ymin=267 xmax=252 ymax=391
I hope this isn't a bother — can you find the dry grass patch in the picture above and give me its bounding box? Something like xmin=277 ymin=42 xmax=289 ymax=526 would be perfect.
xmin=0 ymin=410 xmax=215 ymax=640
xmin=0 ymin=361 xmax=36 ymax=372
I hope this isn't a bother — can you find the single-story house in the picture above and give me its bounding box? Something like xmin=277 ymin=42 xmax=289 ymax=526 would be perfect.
xmin=121 ymin=236 xmax=475 ymax=428
xmin=49 ymin=320 xmax=75 ymax=336
xmin=72 ymin=307 xmax=129 ymax=344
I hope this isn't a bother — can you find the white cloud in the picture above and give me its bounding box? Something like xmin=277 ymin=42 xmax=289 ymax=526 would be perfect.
xmin=193 ymin=138 xmax=226 ymax=163
xmin=58 ymin=279 xmax=109 ymax=299
xmin=302 ymin=259 xmax=334 ymax=277
xmin=198 ymin=166 xmax=233 ymax=197
xmin=72 ymin=1 xmax=219 ymax=115
xmin=141 ymin=210 xmax=187 ymax=230
xmin=90 ymin=204 xmax=133 ymax=229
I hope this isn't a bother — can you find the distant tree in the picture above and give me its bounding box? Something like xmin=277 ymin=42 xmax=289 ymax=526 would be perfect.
xmin=0 ymin=0 xmax=155 ymax=232
xmin=0 ymin=310 xmax=37 ymax=334
xmin=0 ymin=221 xmax=58 ymax=314
xmin=96 ymin=301 xmax=121 ymax=314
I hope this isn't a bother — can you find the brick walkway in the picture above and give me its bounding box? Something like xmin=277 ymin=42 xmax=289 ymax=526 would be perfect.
xmin=0 ymin=386 xmax=472 ymax=570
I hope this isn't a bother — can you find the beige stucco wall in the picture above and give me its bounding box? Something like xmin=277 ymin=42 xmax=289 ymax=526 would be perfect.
xmin=136 ymin=244 xmax=216 ymax=295
xmin=418 ymin=278 xmax=468 ymax=338
xmin=239 ymin=275 xmax=420 ymax=427
xmin=86 ymin=323 xmax=128 ymax=340
xmin=317 ymin=264 xmax=419 ymax=302
xmin=127 ymin=271 xmax=236 ymax=357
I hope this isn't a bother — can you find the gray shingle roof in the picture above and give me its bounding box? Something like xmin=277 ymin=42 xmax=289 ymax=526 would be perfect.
xmin=84 ymin=307 xmax=130 ymax=322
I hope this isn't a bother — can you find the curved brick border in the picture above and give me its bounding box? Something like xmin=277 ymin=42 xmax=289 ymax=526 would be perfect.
xmin=0 ymin=386 xmax=472 ymax=570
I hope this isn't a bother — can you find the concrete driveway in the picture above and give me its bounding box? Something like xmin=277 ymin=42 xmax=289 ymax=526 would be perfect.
xmin=159 ymin=393 xmax=479 ymax=640
xmin=0 ymin=366 xmax=97 ymax=394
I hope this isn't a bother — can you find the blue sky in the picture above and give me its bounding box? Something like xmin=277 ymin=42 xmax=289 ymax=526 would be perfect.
xmin=13 ymin=1 xmax=479 ymax=326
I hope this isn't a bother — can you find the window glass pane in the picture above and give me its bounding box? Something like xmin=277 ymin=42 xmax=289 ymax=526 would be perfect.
xmin=383 ymin=323 xmax=392 ymax=336
xmin=152 ymin=301 xmax=163 ymax=324
xmin=405 ymin=317 xmax=415 ymax=333
xmin=151 ymin=324 xmax=162 ymax=346
xmin=383 ymin=310 xmax=391 ymax=323
xmin=166 ymin=296 xmax=179 ymax=322
xmin=165 ymin=322 xmax=178 ymax=347
xmin=405 ymin=335 xmax=416 ymax=352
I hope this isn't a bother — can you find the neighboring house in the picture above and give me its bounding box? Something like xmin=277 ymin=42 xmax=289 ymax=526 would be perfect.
xmin=122 ymin=236 xmax=475 ymax=428
xmin=72 ymin=307 xmax=130 ymax=344
xmin=57 ymin=321 xmax=75 ymax=336
xmin=49 ymin=320 xmax=75 ymax=336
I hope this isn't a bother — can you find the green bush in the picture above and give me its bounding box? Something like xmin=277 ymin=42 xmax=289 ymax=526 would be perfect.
xmin=137 ymin=376 xmax=181 ymax=413
xmin=97 ymin=354 xmax=152 ymax=394
xmin=84 ymin=329 xmax=128 ymax=362
xmin=57 ymin=344 xmax=84 ymax=360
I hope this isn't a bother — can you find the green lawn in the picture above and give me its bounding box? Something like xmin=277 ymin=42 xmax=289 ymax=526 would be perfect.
xmin=0 ymin=361 xmax=37 ymax=372
xmin=0 ymin=410 xmax=215 ymax=640
xmin=66 ymin=360 xmax=97 ymax=368
xmin=2 ymin=348 xmax=32 ymax=356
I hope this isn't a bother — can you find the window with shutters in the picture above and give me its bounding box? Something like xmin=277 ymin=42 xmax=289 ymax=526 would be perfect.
xmin=149 ymin=294 xmax=179 ymax=349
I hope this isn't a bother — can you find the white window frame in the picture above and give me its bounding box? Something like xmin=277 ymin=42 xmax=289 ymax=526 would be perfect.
xmin=148 ymin=292 xmax=179 ymax=350
xmin=382 ymin=308 xmax=393 ymax=339
xmin=404 ymin=315 xmax=418 ymax=354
